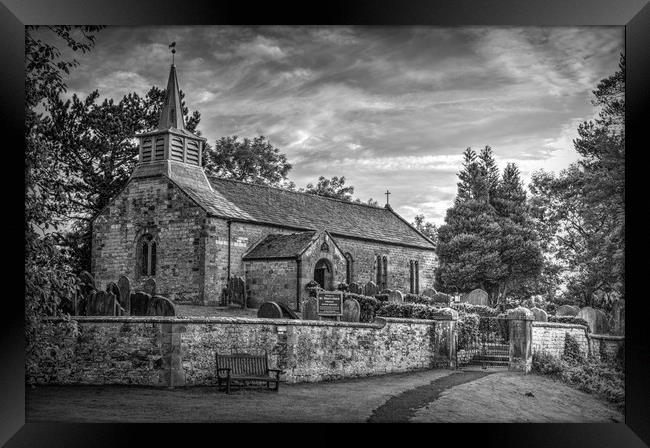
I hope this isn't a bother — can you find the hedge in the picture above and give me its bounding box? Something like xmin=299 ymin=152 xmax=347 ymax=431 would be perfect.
xmin=451 ymin=302 xmax=501 ymax=317
xmin=404 ymin=293 xmax=450 ymax=306
xmin=547 ymin=315 xmax=590 ymax=331
xmin=343 ymin=293 xmax=381 ymax=323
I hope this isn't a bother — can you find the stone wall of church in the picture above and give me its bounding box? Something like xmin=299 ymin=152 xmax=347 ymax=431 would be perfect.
xmin=243 ymin=259 xmax=298 ymax=308
xmin=92 ymin=176 xmax=208 ymax=302
xmin=333 ymin=236 xmax=438 ymax=293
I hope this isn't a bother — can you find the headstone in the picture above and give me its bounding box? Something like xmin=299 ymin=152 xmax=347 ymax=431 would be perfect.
xmin=609 ymin=299 xmax=625 ymax=335
xmin=148 ymin=295 xmax=176 ymax=316
xmin=556 ymin=304 xmax=580 ymax=317
xmin=143 ymin=278 xmax=157 ymax=296
xmin=363 ymin=281 xmax=379 ymax=297
xmin=106 ymin=282 xmax=120 ymax=298
xmin=130 ymin=292 xmax=152 ymax=316
xmin=257 ymin=301 xmax=283 ymax=319
xmin=117 ymin=275 xmax=131 ymax=315
xmin=348 ymin=282 xmax=363 ymax=295
xmin=86 ymin=291 xmax=116 ymax=316
xmin=530 ymin=307 xmax=548 ymax=322
xmin=577 ymin=306 xmax=609 ymax=334
xmin=277 ymin=302 xmax=299 ymax=319
xmin=342 ymin=298 xmax=361 ymax=322
xmin=79 ymin=270 xmax=95 ymax=289
xmin=302 ymin=297 xmax=319 ymax=321
xmin=388 ymin=290 xmax=404 ymax=303
xmin=463 ymin=289 xmax=489 ymax=306
xmin=421 ymin=287 xmax=437 ymax=298
xmin=84 ymin=290 xmax=97 ymax=315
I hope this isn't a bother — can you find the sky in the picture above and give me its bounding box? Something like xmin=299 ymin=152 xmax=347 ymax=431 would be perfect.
xmin=43 ymin=25 xmax=623 ymax=225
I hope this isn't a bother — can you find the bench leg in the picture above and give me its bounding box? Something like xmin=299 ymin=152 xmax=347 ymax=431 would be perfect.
xmin=226 ymin=378 xmax=231 ymax=394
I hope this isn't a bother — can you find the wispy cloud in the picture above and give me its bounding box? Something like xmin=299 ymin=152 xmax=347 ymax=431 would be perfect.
xmin=42 ymin=25 xmax=623 ymax=225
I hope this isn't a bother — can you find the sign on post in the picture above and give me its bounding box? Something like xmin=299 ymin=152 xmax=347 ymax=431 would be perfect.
xmin=317 ymin=290 xmax=343 ymax=318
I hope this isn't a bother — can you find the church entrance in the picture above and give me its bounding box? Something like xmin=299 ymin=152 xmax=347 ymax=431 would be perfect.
xmin=313 ymin=258 xmax=333 ymax=290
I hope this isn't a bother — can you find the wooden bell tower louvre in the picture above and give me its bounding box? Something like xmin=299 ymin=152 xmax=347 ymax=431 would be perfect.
xmin=135 ymin=63 xmax=206 ymax=167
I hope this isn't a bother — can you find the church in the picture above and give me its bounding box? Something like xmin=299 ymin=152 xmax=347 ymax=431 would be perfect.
xmin=91 ymin=63 xmax=438 ymax=310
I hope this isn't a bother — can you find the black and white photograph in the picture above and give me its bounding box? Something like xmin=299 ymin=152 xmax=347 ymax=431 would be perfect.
xmin=23 ymin=23 xmax=629 ymax=425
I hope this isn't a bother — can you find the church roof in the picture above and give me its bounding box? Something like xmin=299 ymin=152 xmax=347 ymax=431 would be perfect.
xmin=242 ymin=232 xmax=317 ymax=260
xmin=163 ymin=163 xmax=435 ymax=250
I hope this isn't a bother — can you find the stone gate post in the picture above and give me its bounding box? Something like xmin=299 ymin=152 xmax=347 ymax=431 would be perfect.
xmin=507 ymin=307 xmax=534 ymax=373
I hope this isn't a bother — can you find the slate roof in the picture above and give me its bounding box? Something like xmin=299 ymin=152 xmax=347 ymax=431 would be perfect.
xmin=242 ymin=232 xmax=317 ymax=260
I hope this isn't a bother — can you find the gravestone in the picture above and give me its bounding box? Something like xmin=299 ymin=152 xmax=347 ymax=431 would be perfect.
xmin=388 ymin=290 xmax=404 ymax=303
xmin=609 ymin=299 xmax=625 ymax=335
xmin=363 ymin=281 xmax=379 ymax=297
xmin=83 ymin=290 xmax=97 ymax=315
xmin=556 ymin=304 xmax=580 ymax=317
xmin=148 ymin=295 xmax=176 ymax=316
xmin=257 ymin=301 xmax=283 ymax=319
xmin=421 ymin=287 xmax=437 ymax=298
xmin=302 ymin=297 xmax=319 ymax=321
xmin=130 ymin=292 xmax=152 ymax=316
xmin=117 ymin=275 xmax=131 ymax=315
xmin=106 ymin=282 xmax=120 ymax=299
xmin=577 ymin=307 xmax=609 ymax=334
xmin=348 ymin=282 xmax=363 ymax=295
xmin=86 ymin=291 xmax=117 ymax=316
xmin=277 ymin=302 xmax=299 ymax=319
xmin=228 ymin=276 xmax=247 ymax=308
xmin=143 ymin=278 xmax=157 ymax=296
xmin=530 ymin=307 xmax=548 ymax=322
xmin=79 ymin=270 xmax=95 ymax=289
xmin=342 ymin=298 xmax=361 ymax=322
xmin=463 ymin=289 xmax=489 ymax=306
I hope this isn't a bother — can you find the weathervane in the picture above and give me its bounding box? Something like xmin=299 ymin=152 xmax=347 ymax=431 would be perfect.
xmin=169 ymin=41 xmax=176 ymax=65
xmin=385 ymin=189 xmax=391 ymax=205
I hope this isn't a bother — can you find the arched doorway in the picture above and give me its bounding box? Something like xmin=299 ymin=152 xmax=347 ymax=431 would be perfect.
xmin=313 ymin=258 xmax=333 ymax=290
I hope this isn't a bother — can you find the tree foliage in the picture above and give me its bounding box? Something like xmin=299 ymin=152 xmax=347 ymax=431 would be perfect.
xmin=203 ymin=135 xmax=292 ymax=186
xmin=412 ymin=214 xmax=438 ymax=243
xmin=436 ymin=147 xmax=543 ymax=304
xmin=529 ymin=55 xmax=624 ymax=306
xmin=303 ymin=176 xmax=355 ymax=201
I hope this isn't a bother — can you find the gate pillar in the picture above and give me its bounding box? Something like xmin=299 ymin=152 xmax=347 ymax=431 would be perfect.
xmin=506 ymin=307 xmax=534 ymax=373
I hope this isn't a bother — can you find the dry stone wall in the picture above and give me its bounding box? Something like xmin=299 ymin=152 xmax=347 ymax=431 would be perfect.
xmin=531 ymin=322 xmax=590 ymax=358
xmin=34 ymin=316 xmax=456 ymax=386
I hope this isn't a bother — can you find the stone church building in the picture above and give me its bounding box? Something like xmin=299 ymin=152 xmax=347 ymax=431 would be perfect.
xmin=91 ymin=64 xmax=438 ymax=310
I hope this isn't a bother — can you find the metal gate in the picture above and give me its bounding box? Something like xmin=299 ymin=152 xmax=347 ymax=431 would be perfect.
xmin=457 ymin=316 xmax=510 ymax=369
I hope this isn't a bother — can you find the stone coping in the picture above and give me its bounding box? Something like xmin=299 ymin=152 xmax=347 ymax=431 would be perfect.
xmin=532 ymin=321 xmax=588 ymax=330
xmin=589 ymin=333 xmax=625 ymax=341
xmin=45 ymin=315 xmax=453 ymax=328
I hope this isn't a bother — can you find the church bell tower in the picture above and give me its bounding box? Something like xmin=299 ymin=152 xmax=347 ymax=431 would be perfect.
xmin=134 ymin=63 xmax=207 ymax=167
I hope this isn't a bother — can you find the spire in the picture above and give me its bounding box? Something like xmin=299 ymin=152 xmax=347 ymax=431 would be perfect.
xmin=157 ymin=64 xmax=186 ymax=131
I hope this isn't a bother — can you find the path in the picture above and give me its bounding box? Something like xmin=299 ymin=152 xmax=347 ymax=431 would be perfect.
xmin=26 ymin=370 xmax=622 ymax=423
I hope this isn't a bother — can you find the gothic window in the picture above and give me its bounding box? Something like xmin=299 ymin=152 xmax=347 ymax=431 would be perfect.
xmin=344 ymin=253 xmax=354 ymax=284
xmin=376 ymin=255 xmax=388 ymax=290
xmin=138 ymin=234 xmax=157 ymax=277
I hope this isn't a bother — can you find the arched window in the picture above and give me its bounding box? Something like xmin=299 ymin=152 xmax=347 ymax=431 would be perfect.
xmin=344 ymin=253 xmax=354 ymax=284
xmin=414 ymin=260 xmax=419 ymax=295
xmin=382 ymin=256 xmax=388 ymax=290
xmin=409 ymin=260 xmax=415 ymax=293
xmin=138 ymin=234 xmax=157 ymax=277
xmin=376 ymin=255 xmax=382 ymax=286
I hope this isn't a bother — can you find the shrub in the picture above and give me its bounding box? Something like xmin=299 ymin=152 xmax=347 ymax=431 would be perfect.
xmin=343 ymin=293 xmax=380 ymax=323
xmin=374 ymin=294 xmax=389 ymax=302
xmin=451 ymin=302 xmax=501 ymax=317
xmin=336 ymin=282 xmax=349 ymax=292
xmin=563 ymin=333 xmax=584 ymax=363
xmin=404 ymin=293 xmax=450 ymax=306
xmin=457 ymin=311 xmax=480 ymax=350
xmin=548 ymin=315 xmax=590 ymax=331
xmin=532 ymin=348 xmax=625 ymax=410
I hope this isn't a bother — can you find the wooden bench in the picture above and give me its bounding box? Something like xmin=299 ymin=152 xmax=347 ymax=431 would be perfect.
xmin=215 ymin=351 xmax=283 ymax=393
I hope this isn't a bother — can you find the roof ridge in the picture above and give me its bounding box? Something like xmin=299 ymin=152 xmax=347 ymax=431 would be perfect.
xmin=206 ymin=175 xmax=389 ymax=211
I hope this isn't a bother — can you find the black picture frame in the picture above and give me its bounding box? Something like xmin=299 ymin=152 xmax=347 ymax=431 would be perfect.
xmin=3 ymin=0 xmax=648 ymax=445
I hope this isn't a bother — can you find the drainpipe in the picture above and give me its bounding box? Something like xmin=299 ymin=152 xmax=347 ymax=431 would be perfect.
xmin=227 ymin=220 xmax=232 ymax=280
xmin=296 ymin=258 xmax=302 ymax=311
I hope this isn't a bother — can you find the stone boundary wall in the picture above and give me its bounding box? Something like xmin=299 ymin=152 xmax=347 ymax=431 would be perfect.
xmin=34 ymin=315 xmax=456 ymax=386
xmin=531 ymin=322 xmax=590 ymax=358
xmin=589 ymin=333 xmax=625 ymax=363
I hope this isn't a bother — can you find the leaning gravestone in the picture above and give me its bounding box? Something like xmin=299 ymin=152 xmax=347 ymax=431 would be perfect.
xmin=277 ymin=302 xmax=299 ymax=319
xmin=130 ymin=292 xmax=152 ymax=316
xmin=348 ymin=282 xmax=363 ymax=295
xmin=143 ymin=278 xmax=157 ymax=296
xmin=148 ymin=295 xmax=176 ymax=316
xmin=117 ymin=275 xmax=131 ymax=315
xmin=106 ymin=282 xmax=120 ymax=299
xmin=363 ymin=281 xmax=379 ymax=297
xmin=530 ymin=307 xmax=548 ymax=322
xmin=342 ymin=298 xmax=361 ymax=322
xmin=79 ymin=270 xmax=95 ymax=289
xmin=463 ymin=289 xmax=489 ymax=306
xmin=556 ymin=304 xmax=580 ymax=317
xmin=302 ymin=297 xmax=319 ymax=321
xmin=577 ymin=307 xmax=609 ymax=334
xmin=421 ymin=287 xmax=437 ymax=298
xmin=257 ymin=301 xmax=283 ymax=319
xmin=388 ymin=290 xmax=404 ymax=303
